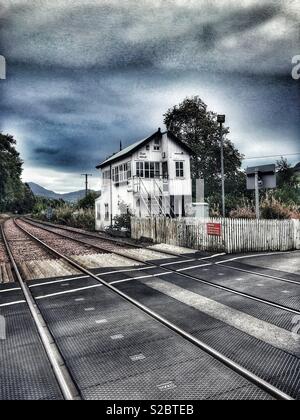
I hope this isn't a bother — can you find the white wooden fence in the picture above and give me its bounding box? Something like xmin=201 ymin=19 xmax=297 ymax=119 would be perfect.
xmin=131 ymin=217 xmax=300 ymax=253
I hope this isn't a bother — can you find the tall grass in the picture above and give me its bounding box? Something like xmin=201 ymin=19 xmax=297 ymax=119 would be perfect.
xmin=34 ymin=205 xmax=95 ymax=231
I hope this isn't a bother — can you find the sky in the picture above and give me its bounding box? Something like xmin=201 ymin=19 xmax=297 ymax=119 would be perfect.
xmin=0 ymin=0 xmax=299 ymax=193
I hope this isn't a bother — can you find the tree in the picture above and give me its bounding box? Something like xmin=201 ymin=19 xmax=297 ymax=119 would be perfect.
xmin=77 ymin=191 xmax=100 ymax=210
xmin=0 ymin=133 xmax=24 ymax=211
xmin=0 ymin=133 xmax=38 ymax=213
xmin=14 ymin=183 xmax=36 ymax=214
xmin=163 ymin=96 xmax=245 ymax=211
xmin=276 ymin=158 xmax=298 ymax=188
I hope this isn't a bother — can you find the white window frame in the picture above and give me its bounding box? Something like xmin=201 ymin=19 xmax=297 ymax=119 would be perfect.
xmin=153 ymin=138 xmax=161 ymax=151
xmin=136 ymin=162 xmax=160 ymax=178
xmin=96 ymin=204 xmax=101 ymax=221
xmin=136 ymin=162 xmax=144 ymax=178
xmin=175 ymin=161 xmax=184 ymax=178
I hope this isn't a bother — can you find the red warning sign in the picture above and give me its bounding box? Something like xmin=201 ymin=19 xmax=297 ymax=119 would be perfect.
xmin=207 ymin=223 xmax=222 ymax=236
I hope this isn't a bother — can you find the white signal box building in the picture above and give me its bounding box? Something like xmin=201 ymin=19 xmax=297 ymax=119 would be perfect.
xmin=95 ymin=129 xmax=194 ymax=229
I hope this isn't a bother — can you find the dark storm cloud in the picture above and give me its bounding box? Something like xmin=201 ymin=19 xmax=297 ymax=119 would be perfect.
xmin=34 ymin=147 xmax=60 ymax=156
xmin=0 ymin=0 xmax=299 ymax=191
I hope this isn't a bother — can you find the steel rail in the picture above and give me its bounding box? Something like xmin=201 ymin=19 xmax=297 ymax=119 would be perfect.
xmin=24 ymin=217 xmax=189 ymax=259
xmin=22 ymin=218 xmax=300 ymax=316
xmin=1 ymin=223 xmax=80 ymax=401
xmin=216 ymin=262 xmax=300 ymax=287
xmin=15 ymin=218 xmax=294 ymax=401
xmin=26 ymin=217 xmax=299 ymax=286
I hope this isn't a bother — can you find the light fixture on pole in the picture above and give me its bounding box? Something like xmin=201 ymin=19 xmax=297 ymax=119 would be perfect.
xmin=217 ymin=114 xmax=226 ymax=218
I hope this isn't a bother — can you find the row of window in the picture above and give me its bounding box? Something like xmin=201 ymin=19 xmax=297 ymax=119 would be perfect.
xmin=113 ymin=162 xmax=132 ymax=183
xmin=103 ymin=161 xmax=185 ymax=183
xmin=136 ymin=162 xmax=160 ymax=178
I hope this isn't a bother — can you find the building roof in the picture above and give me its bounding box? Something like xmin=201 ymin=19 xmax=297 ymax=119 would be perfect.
xmin=96 ymin=129 xmax=195 ymax=169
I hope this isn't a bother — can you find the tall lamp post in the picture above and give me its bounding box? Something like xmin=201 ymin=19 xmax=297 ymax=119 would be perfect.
xmin=217 ymin=114 xmax=226 ymax=218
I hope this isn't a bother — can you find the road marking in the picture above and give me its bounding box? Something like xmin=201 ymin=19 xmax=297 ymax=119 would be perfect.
xmin=0 ymin=300 xmax=26 ymax=307
xmin=35 ymin=272 xmax=172 ymax=299
xmin=35 ymin=284 xmax=101 ymax=299
xmin=121 ymin=272 xmax=172 ymax=281
xmin=159 ymin=253 xmax=226 ymax=267
xmin=176 ymin=263 xmax=212 ymax=272
xmin=99 ymin=266 xmax=151 ymax=276
xmin=0 ymin=287 xmax=21 ymax=294
xmin=29 ymin=275 xmax=89 ymax=288
xmin=29 ymin=267 xmax=151 ymax=288
xmin=144 ymin=278 xmax=300 ymax=354
xmin=160 ymin=258 xmax=197 ymax=267
xmin=216 ymin=251 xmax=299 ymax=265
xmin=216 ymin=263 xmax=300 ymax=286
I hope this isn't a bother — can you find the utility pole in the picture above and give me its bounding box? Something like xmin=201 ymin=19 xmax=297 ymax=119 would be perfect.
xmin=217 ymin=114 xmax=226 ymax=218
xmin=81 ymin=173 xmax=92 ymax=197
xmin=254 ymin=169 xmax=260 ymax=219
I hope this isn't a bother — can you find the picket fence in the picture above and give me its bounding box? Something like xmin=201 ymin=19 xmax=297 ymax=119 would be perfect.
xmin=131 ymin=217 xmax=300 ymax=253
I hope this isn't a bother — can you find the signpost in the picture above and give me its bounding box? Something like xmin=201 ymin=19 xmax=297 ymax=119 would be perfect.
xmin=0 ymin=55 xmax=6 ymax=80
xmin=217 ymin=115 xmax=226 ymax=218
xmin=207 ymin=222 xmax=222 ymax=236
xmin=246 ymin=164 xmax=276 ymax=219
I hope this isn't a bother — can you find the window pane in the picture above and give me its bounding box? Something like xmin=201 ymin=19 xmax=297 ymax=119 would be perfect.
xmin=176 ymin=162 xmax=184 ymax=178
xmin=136 ymin=162 xmax=144 ymax=178
xmin=149 ymin=162 xmax=154 ymax=178
xmin=155 ymin=162 xmax=160 ymax=177
xmin=145 ymin=162 xmax=149 ymax=178
xmin=127 ymin=162 xmax=132 ymax=179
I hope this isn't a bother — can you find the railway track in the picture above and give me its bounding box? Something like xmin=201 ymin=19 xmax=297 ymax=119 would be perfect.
xmin=0 ymin=228 xmax=14 ymax=284
xmin=25 ymin=217 xmax=300 ymax=285
xmin=3 ymin=217 xmax=298 ymax=399
xmin=22 ymin=218 xmax=300 ymax=315
xmin=0 ymin=224 xmax=80 ymax=400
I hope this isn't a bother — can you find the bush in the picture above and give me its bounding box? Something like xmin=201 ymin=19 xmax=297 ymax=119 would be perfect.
xmin=34 ymin=204 xmax=96 ymax=231
xmin=229 ymin=206 xmax=256 ymax=219
xmin=77 ymin=192 xmax=100 ymax=210
xmin=113 ymin=212 xmax=132 ymax=231
xmin=260 ymin=196 xmax=300 ymax=220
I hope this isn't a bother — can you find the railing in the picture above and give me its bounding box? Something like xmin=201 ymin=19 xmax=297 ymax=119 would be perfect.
xmin=132 ymin=177 xmax=167 ymax=216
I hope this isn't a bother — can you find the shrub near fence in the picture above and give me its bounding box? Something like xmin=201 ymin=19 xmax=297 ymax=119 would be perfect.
xmin=131 ymin=217 xmax=300 ymax=253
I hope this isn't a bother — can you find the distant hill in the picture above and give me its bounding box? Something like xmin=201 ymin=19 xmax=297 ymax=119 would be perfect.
xmin=27 ymin=182 xmax=100 ymax=203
